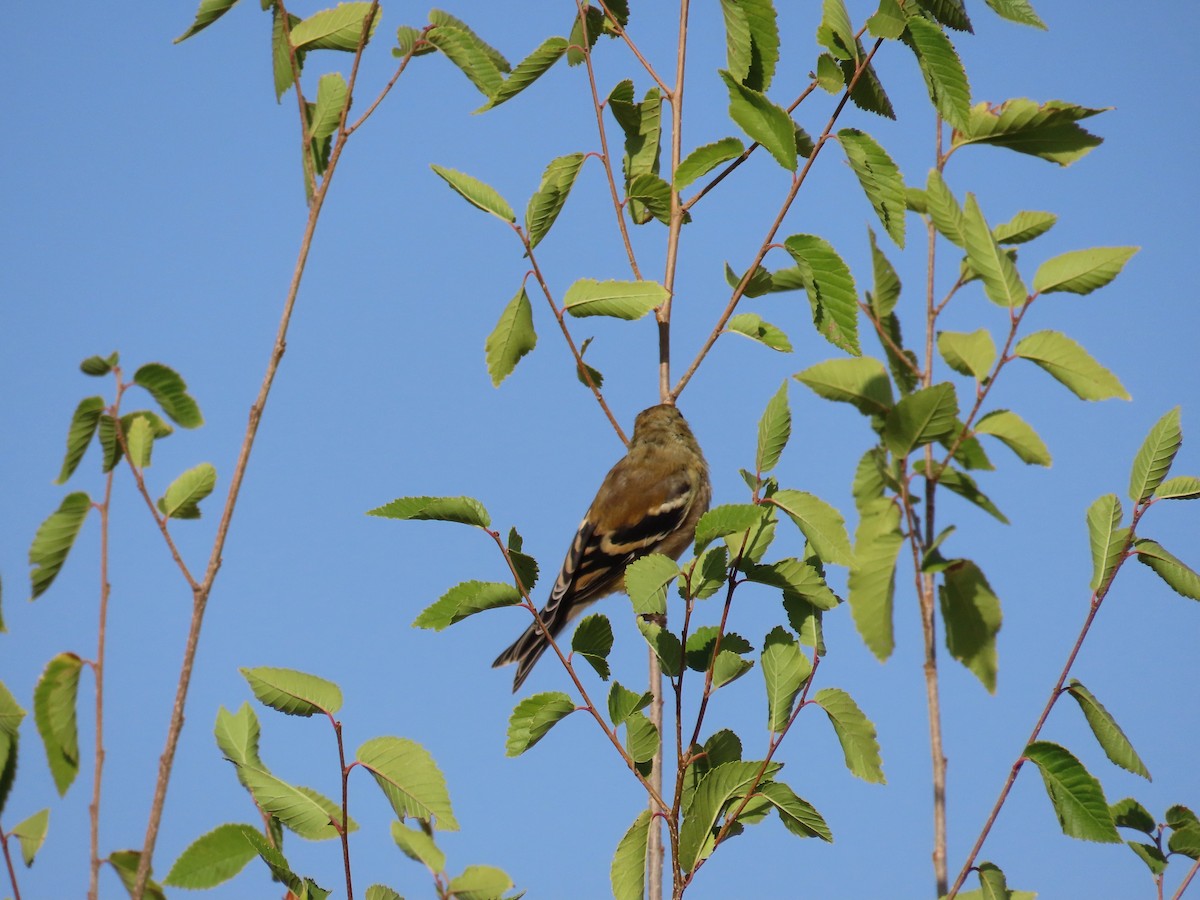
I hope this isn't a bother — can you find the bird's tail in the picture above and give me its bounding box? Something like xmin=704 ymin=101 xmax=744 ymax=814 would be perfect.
xmin=492 ymin=609 xmax=563 ymax=693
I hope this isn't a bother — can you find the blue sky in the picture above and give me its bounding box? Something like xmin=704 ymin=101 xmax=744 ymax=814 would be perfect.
xmin=3 ymin=2 xmax=1198 ymax=898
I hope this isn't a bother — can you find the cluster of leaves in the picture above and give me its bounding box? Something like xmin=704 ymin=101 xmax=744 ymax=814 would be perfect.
xmin=162 ymin=667 xmax=513 ymax=898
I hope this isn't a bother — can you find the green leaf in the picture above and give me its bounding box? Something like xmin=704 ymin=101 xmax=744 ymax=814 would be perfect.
xmin=994 ymin=209 xmax=1058 ymax=244
xmin=718 ymin=70 xmax=796 ymax=172
xmin=759 ymin=781 xmax=832 ymax=841
xmin=681 ymin=546 xmax=729 ymax=601
xmin=413 ymin=581 xmax=522 ymax=631
xmin=1169 ymin=825 xmax=1200 ymax=860
xmin=290 ymin=2 xmax=380 ymax=51
xmin=1155 ymin=475 xmax=1200 ymax=500
xmin=572 ymin=614 xmax=613 ymax=680
xmin=693 ymin=504 xmax=762 ymax=551
xmin=720 ymin=0 xmax=779 ymax=91
xmin=80 ymin=352 xmax=119 ymax=376
xmin=34 ymin=653 xmax=83 ymax=796
xmin=108 ymin=850 xmax=168 ymax=900
xmin=157 ymin=462 xmax=217 ymax=519
xmin=762 ymin=627 xmax=811 ymax=732
xmin=0 ymin=682 xmax=24 ymax=813
xmin=165 ymin=823 xmax=259 ymax=888
xmin=29 ymin=492 xmax=91 ymax=600
xmin=815 ymin=53 xmax=844 ymax=93
xmin=923 ymin=462 xmax=1009 ymax=524
xmin=524 ymin=152 xmax=585 ymax=250
xmin=962 ymin=194 xmax=1028 ymax=306
xmin=982 ymin=0 xmax=1046 ymax=29
xmin=937 ymin=329 xmax=995 ymax=380
xmin=1134 ymin=539 xmax=1200 ymax=601
xmin=637 ymin=620 xmax=684 ymax=677
xmin=838 ymin=128 xmax=906 ymax=247
xmin=608 ymin=83 xmax=663 ymax=224
xmin=505 ymin=692 xmax=576 ymax=756
xmin=848 ymin=500 xmax=902 ymax=661
xmin=133 ymin=362 xmax=203 ymax=428
xmin=770 ymin=490 xmax=852 ymax=567
xmin=124 ymin=415 xmax=154 ymax=469
xmin=56 ymin=396 xmax=105 ymax=484
xmin=214 ymin=703 xmax=263 ymax=782
xmin=1034 ymin=246 xmax=1138 ymax=295
xmin=726 ymin=313 xmax=792 ymax=352
xmin=675 ymin=138 xmax=744 ymax=190
xmin=479 ymin=36 xmax=567 ymax=111
xmin=607 ymin=682 xmax=652 ymax=726
xmin=625 ymin=711 xmax=659 ymax=765
xmin=391 ymin=819 xmax=446 ymax=873
xmin=611 ymin=809 xmax=651 ymax=900
xmin=429 ymin=11 xmax=510 ymax=71
xmin=367 ymin=495 xmax=490 ymax=527
xmin=839 ymin=49 xmax=895 ymax=120
xmin=626 ymin=172 xmax=674 ymax=226
xmin=310 ymin=72 xmax=347 ymax=142
xmin=485 ymin=287 xmax=537 ymax=387
xmin=924 ymin=169 xmax=966 ymax=247
xmin=240 ymin=667 xmax=342 ymax=717
xmin=884 ymin=382 xmax=959 ymax=456
xmin=1125 ymin=840 xmax=1168 ymax=875
xmin=446 ymin=865 xmax=514 ymax=900
xmin=1166 ymin=805 xmax=1199 ymax=830
xmin=238 ymin=765 xmax=343 ymax=840
xmin=866 ymin=0 xmax=906 ymax=39
xmin=563 ymin=278 xmax=667 ymax=320
xmin=940 ymin=560 xmax=1002 ymax=693
xmin=356 ymin=736 xmax=459 ymax=830
xmin=812 ymin=687 xmax=885 ymax=783
xmin=816 ymin=0 xmax=858 ymax=61
xmin=794 ymin=357 xmax=892 ymax=416
xmin=623 ymin=553 xmax=680 ymax=616
xmin=782 ymin=234 xmax=861 ymax=355
xmin=904 ymin=15 xmax=971 ymax=130
xmin=684 ymin=629 xmax=753 ymax=673
xmin=11 ymin=808 xmax=49 ymax=867
xmin=429 ymin=164 xmax=514 ymax=223
xmin=975 ymin=410 xmax=1052 ymax=466
xmin=756 ymin=381 xmax=791 ymax=474
xmin=567 ymin=4 xmax=604 ymax=65
xmin=1110 ymin=797 xmax=1156 ymax=834
xmin=1129 ymin=407 xmax=1182 ymax=503
xmin=1085 ymin=494 xmax=1126 ymax=592
xmin=867 ymin=227 xmax=901 ymax=318
xmin=175 ymin=0 xmax=240 ymax=43
xmin=953 ymin=98 xmax=1106 ymax=166
xmin=1014 ymin=330 xmax=1129 ymax=401
xmin=1065 ymin=679 xmax=1150 ymax=779
xmin=271 ymin=8 xmax=305 ymax=102
xmin=678 ymin=760 xmax=782 ymax=871
xmin=1023 ymin=741 xmax=1120 ymax=842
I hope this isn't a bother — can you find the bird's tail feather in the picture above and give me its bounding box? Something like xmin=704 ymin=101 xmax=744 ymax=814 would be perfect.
xmin=492 ymin=617 xmax=556 ymax=692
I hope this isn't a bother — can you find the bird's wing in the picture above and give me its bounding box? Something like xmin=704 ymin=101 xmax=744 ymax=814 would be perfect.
xmin=543 ymin=464 xmax=698 ymax=623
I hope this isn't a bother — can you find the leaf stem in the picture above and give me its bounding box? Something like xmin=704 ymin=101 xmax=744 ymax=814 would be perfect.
xmin=88 ymin=464 xmax=116 ymax=900
xmin=0 ymin=829 xmax=22 ymax=900
xmin=334 ymin=717 xmax=354 ymax=900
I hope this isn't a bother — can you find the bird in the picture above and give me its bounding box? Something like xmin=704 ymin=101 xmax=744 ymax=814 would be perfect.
xmin=493 ymin=403 xmax=711 ymax=692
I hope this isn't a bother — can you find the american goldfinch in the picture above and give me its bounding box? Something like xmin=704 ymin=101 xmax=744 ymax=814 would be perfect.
xmin=493 ymin=404 xmax=711 ymax=692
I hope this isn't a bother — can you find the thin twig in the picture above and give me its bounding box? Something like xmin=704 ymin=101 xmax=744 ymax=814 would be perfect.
xmin=88 ymin=465 xmax=116 ymax=900
xmin=132 ymin=5 xmax=383 ymax=896
xmin=944 ymin=505 xmax=1149 ymax=898
xmin=334 ymin=717 xmax=354 ymax=900
xmin=595 ymin=0 xmax=670 ymax=95
xmin=346 ymin=30 xmax=422 ymax=136
xmin=574 ymin=0 xmax=643 ymax=283
xmin=0 ymin=830 xmax=22 ymax=900
xmin=518 ymin=232 xmax=630 ymax=445
xmin=672 ymin=39 xmax=886 ymax=400
xmin=1172 ymin=855 xmax=1200 ymax=900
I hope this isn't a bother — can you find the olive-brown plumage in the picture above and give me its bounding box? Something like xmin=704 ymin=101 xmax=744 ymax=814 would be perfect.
xmin=493 ymin=404 xmax=710 ymax=692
